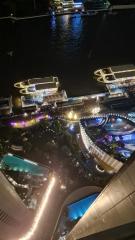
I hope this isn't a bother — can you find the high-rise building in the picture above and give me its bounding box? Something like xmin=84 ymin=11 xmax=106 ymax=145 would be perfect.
xmin=0 ymin=171 xmax=32 ymax=240
xmin=0 ymin=153 xmax=50 ymax=240
xmin=66 ymin=159 xmax=135 ymax=240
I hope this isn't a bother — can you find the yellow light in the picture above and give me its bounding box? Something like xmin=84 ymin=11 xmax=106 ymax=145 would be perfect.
xmin=67 ymin=111 xmax=73 ymax=120
xmin=74 ymin=113 xmax=77 ymax=120
xmin=91 ymin=106 xmax=101 ymax=115
xmin=19 ymin=176 xmax=56 ymax=240
xmin=24 ymin=112 xmax=28 ymax=117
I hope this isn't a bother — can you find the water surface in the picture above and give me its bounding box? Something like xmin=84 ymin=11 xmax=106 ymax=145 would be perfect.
xmin=0 ymin=12 xmax=135 ymax=97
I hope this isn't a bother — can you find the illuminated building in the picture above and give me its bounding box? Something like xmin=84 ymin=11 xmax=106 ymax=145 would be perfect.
xmin=94 ymin=64 xmax=135 ymax=97
xmin=14 ymin=76 xmax=59 ymax=96
xmin=14 ymin=76 xmax=59 ymax=89
xmin=62 ymin=0 xmax=84 ymax=12
xmin=21 ymin=90 xmax=67 ymax=107
xmin=52 ymin=0 xmax=84 ymax=13
xmin=0 ymin=153 xmax=54 ymax=240
xmin=61 ymin=0 xmax=74 ymax=11
xmin=0 ymin=96 xmax=12 ymax=116
xmin=52 ymin=186 xmax=101 ymax=240
xmin=66 ymin=159 xmax=135 ymax=240
xmin=19 ymin=82 xmax=58 ymax=95
xmin=80 ymin=113 xmax=135 ymax=173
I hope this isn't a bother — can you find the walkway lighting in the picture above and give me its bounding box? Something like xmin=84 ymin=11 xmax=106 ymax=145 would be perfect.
xmin=67 ymin=111 xmax=73 ymax=120
xmin=74 ymin=113 xmax=77 ymax=120
xmin=67 ymin=111 xmax=78 ymax=121
xmin=24 ymin=112 xmax=28 ymax=117
xmin=19 ymin=176 xmax=56 ymax=240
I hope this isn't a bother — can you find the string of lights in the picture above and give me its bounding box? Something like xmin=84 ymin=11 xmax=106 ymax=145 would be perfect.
xmin=18 ymin=176 xmax=56 ymax=240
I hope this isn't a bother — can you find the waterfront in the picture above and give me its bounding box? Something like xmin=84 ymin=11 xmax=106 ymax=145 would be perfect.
xmin=0 ymin=8 xmax=135 ymax=240
xmin=0 ymin=11 xmax=135 ymax=97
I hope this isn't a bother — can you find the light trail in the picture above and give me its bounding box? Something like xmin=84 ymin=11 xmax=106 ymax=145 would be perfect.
xmin=19 ymin=176 xmax=56 ymax=240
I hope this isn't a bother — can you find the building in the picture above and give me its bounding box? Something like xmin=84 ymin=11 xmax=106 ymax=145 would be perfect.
xmin=61 ymin=0 xmax=74 ymax=11
xmin=21 ymin=90 xmax=67 ymax=107
xmin=94 ymin=64 xmax=135 ymax=97
xmin=52 ymin=186 xmax=101 ymax=240
xmin=19 ymin=82 xmax=58 ymax=95
xmin=79 ymin=113 xmax=135 ymax=173
xmin=0 ymin=96 xmax=12 ymax=116
xmin=14 ymin=76 xmax=59 ymax=89
xmin=0 ymin=153 xmax=55 ymax=240
xmin=66 ymin=158 xmax=135 ymax=240
xmin=51 ymin=0 xmax=84 ymax=13
xmin=0 ymin=170 xmax=32 ymax=240
xmin=14 ymin=76 xmax=59 ymax=96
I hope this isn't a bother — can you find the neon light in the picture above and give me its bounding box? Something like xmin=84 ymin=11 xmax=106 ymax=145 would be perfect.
xmin=9 ymin=114 xmax=46 ymax=129
xmin=19 ymin=176 xmax=56 ymax=240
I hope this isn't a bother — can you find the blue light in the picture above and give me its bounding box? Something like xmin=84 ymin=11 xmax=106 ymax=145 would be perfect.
xmin=74 ymin=3 xmax=83 ymax=7
xmin=67 ymin=193 xmax=99 ymax=221
xmin=117 ymin=118 xmax=123 ymax=123
xmin=50 ymin=15 xmax=56 ymax=30
xmin=122 ymin=134 xmax=133 ymax=141
xmin=117 ymin=149 xmax=132 ymax=158
xmin=69 ymin=124 xmax=74 ymax=131
xmin=115 ymin=136 xmax=120 ymax=141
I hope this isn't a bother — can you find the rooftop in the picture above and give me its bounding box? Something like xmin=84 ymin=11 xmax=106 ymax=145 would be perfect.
xmin=29 ymin=76 xmax=57 ymax=85
xmin=111 ymin=64 xmax=135 ymax=72
xmin=114 ymin=70 xmax=135 ymax=79
xmin=35 ymin=82 xmax=57 ymax=90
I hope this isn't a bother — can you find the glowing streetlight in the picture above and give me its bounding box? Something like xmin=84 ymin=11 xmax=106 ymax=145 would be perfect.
xmin=74 ymin=113 xmax=77 ymax=120
xmin=91 ymin=106 xmax=101 ymax=115
xmin=67 ymin=111 xmax=73 ymax=120
xmin=60 ymin=184 xmax=66 ymax=190
xmin=67 ymin=111 xmax=78 ymax=121
xmin=24 ymin=112 xmax=28 ymax=117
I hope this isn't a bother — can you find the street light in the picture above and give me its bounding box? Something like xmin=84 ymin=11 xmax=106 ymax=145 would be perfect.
xmin=67 ymin=111 xmax=73 ymax=120
xmin=67 ymin=111 xmax=78 ymax=121
xmin=74 ymin=113 xmax=77 ymax=120
xmin=60 ymin=184 xmax=66 ymax=190
xmin=91 ymin=106 xmax=101 ymax=115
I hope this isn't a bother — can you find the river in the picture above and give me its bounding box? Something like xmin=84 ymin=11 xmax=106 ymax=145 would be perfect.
xmin=0 ymin=11 xmax=135 ymax=97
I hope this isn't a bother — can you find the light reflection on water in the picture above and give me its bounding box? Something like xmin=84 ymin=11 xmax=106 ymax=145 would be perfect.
xmin=49 ymin=14 xmax=83 ymax=56
xmin=0 ymin=13 xmax=135 ymax=97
